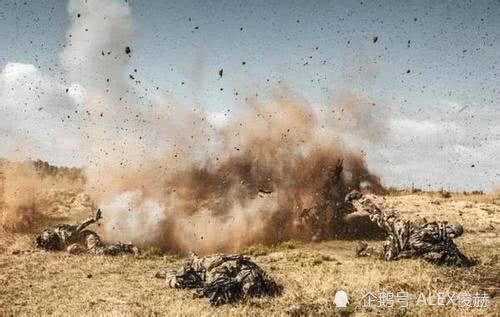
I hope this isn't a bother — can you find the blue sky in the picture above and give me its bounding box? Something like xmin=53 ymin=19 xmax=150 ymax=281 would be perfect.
xmin=0 ymin=0 xmax=498 ymax=190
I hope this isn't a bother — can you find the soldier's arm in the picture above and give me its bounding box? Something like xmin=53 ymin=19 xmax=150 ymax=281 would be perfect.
xmin=362 ymin=200 xmax=402 ymax=234
xmin=75 ymin=209 xmax=102 ymax=232
xmin=345 ymin=196 xmax=387 ymax=229
xmin=367 ymin=208 xmax=391 ymax=231
xmin=343 ymin=210 xmax=370 ymax=224
xmin=75 ymin=217 xmax=97 ymax=232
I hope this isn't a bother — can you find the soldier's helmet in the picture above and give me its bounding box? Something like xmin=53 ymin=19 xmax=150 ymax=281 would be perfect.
xmin=445 ymin=223 xmax=464 ymax=238
xmin=34 ymin=230 xmax=62 ymax=250
xmin=344 ymin=190 xmax=363 ymax=202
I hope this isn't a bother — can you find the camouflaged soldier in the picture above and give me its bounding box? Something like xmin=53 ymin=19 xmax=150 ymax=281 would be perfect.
xmin=159 ymin=252 xmax=282 ymax=305
xmin=34 ymin=209 xmax=138 ymax=256
xmin=344 ymin=190 xmax=472 ymax=267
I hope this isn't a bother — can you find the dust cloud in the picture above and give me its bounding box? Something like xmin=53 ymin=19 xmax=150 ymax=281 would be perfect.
xmin=90 ymin=97 xmax=383 ymax=253
xmin=0 ymin=0 xmax=384 ymax=254
xmin=0 ymin=160 xmax=85 ymax=232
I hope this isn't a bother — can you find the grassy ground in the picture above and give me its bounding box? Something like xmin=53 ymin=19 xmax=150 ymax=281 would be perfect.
xmin=0 ymin=192 xmax=499 ymax=316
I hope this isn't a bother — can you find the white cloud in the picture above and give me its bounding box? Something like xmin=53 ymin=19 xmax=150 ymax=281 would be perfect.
xmin=0 ymin=0 xmax=137 ymax=167
xmin=389 ymin=118 xmax=452 ymax=136
xmin=366 ymin=102 xmax=499 ymax=191
xmin=0 ymin=62 xmax=82 ymax=165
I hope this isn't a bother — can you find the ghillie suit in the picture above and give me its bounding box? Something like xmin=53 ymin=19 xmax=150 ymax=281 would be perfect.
xmin=34 ymin=209 xmax=138 ymax=256
xmin=157 ymin=253 xmax=282 ymax=305
xmin=345 ymin=191 xmax=472 ymax=267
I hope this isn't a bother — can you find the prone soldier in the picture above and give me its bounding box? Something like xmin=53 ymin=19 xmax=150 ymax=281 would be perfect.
xmin=343 ymin=190 xmax=472 ymax=267
xmin=158 ymin=252 xmax=282 ymax=305
xmin=34 ymin=209 xmax=138 ymax=256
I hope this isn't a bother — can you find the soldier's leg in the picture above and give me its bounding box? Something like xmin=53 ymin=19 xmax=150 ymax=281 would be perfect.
xmin=422 ymin=241 xmax=473 ymax=267
xmin=98 ymin=242 xmax=139 ymax=256
xmin=115 ymin=242 xmax=139 ymax=255
xmin=66 ymin=243 xmax=87 ymax=255
xmin=383 ymin=236 xmax=400 ymax=261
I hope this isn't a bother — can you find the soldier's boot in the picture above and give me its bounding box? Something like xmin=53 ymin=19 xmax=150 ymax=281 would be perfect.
xmin=354 ymin=241 xmax=369 ymax=257
xmin=109 ymin=242 xmax=139 ymax=256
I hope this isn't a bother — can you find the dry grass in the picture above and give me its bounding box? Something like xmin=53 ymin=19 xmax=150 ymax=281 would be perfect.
xmin=0 ymin=193 xmax=499 ymax=316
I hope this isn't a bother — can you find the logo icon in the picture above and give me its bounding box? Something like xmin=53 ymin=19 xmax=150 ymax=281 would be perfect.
xmin=333 ymin=290 xmax=349 ymax=308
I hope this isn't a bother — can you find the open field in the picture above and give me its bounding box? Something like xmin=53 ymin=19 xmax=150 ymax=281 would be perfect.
xmin=0 ymin=192 xmax=499 ymax=316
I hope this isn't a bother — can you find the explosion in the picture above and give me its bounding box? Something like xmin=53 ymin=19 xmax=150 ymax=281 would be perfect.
xmin=0 ymin=0 xmax=384 ymax=254
xmin=88 ymin=98 xmax=383 ymax=253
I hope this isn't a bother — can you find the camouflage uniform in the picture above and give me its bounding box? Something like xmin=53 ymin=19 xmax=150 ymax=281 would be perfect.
xmin=35 ymin=210 xmax=138 ymax=256
xmin=346 ymin=191 xmax=472 ymax=267
xmin=162 ymin=253 xmax=281 ymax=305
